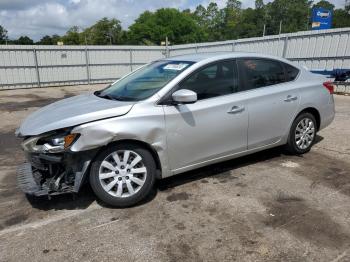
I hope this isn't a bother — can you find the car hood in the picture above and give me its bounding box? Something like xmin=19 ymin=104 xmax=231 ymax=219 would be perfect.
xmin=17 ymin=93 xmax=135 ymax=136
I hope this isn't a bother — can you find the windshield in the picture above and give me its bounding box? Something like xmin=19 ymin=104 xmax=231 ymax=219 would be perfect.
xmin=96 ymin=60 xmax=194 ymax=101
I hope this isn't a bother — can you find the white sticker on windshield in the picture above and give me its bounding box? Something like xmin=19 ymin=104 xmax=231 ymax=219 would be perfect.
xmin=163 ymin=63 xmax=189 ymax=71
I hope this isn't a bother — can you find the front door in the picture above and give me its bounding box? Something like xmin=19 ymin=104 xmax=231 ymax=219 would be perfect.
xmin=163 ymin=60 xmax=248 ymax=172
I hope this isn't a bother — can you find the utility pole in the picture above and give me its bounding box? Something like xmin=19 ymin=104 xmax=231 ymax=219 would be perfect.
xmin=78 ymin=26 xmax=88 ymax=46
xmin=165 ymin=36 xmax=169 ymax=58
xmin=108 ymin=29 xmax=113 ymax=45
xmin=279 ymin=20 xmax=282 ymax=35
xmin=263 ymin=24 xmax=266 ymax=37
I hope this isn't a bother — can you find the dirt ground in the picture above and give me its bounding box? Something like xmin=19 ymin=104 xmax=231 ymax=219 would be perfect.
xmin=0 ymin=85 xmax=349 ymax=262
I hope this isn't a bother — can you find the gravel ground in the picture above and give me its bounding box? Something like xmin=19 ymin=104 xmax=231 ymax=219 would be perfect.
xmin=0 ymin=85 xmax=349 ymax=262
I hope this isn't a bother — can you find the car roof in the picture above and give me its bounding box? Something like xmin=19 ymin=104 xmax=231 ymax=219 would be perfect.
xmin=164 ymin=51 xmax=289 ymax=63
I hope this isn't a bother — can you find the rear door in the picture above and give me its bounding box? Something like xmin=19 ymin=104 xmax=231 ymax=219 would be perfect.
xmin=237 ymin=58 xmax=300 ymax=149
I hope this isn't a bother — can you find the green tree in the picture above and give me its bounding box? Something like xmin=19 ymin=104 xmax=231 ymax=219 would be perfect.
xmin=313 ymin=0 xmax=335 ymax=11
xmin=8 ymin=0 xmax=350 ymax=46
xmin=14 ymin=36 xmax=34 ymax=45
xmin=193 ymin=3 xmax=225 ymax=41
xmin=51 ymin=34 xmax=61 ymax=45
xmin=61 ymin=26 xmax=80 ymax=45
xmin=234 ymin=0 xmax=267 ymax=38
xmin=193 ymin=5 xmax=208 ymax=39
xmin=236 ymin=8 xmax=262 ymax=38
xmin=36 ymin=34 xmax=61 ymax=45
xmin=0 ymin=25 xmax=8 ymax=44
xmin=255 ymin=0 xmax=264 ymax=9
xmin=223 ymin=0 xmax=242 ymax=39
xmin=128 ymin=8 xmax=205 ymax=45
xmin=333 ymin=9 xmax=350 ymax=28
xmin=83 ymin=18 xmax=123 ymax=45
xmin=206 ymin=3 xmax=225 ymax=41
xmin=264 ymin=0 xmax=311 ymax=35
xmin=37 ymin=35 xmax=54 ymax=45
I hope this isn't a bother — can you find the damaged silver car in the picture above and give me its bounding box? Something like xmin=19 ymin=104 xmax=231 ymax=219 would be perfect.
xmin=16 ymin=52 xmax=335 ymax=207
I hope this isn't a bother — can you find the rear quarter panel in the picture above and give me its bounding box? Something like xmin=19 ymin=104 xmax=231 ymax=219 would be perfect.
xmin=295 ymin=71 xmax=335 ymax=130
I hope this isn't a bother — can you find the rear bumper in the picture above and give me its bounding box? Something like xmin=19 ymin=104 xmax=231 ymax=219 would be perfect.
xmin=17 ymin=149 xmax=97 ymax=196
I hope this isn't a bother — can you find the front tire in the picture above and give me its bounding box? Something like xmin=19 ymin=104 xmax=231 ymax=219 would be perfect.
xmin=89 ymin=143 xmax=156 ymax=207
xmin=286 ymin=112 xmax=317 ymax=154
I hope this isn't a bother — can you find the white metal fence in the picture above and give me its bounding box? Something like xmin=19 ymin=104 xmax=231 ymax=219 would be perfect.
xmin=1 ymin=27 xmax=349 ymax=90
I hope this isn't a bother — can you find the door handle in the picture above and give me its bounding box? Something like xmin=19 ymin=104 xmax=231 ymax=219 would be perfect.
xmin=284 ymin=95 xmax=298 ymax=102
xmin=227 ymin=106 xmax=245 ymax=114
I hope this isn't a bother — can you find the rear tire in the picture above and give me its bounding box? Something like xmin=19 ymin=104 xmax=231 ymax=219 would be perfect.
xmin=89 ymin=143 xmax=156 ymax=207
xmin=286 ymin=112 xmax=317 ymax=155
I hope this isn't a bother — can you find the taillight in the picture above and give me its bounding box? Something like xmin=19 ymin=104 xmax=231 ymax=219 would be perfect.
xmin=323 ymin=82 xmax=334 ymax=94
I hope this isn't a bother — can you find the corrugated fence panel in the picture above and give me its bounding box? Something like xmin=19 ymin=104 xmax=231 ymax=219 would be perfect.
xmin=90 ymin=65 xmax=130 ymax=82
xmin=0 ymin=28 xmax=349 ymax=89
xmin=197 ymin=44 xmax=232 ymax=53
xmin=132 ymin=49 xmax=164 ymax=63
xmin=0 ymin=48 xmax=37 ymax=88
xmin=37 ymin=49 xmax=87 ymax=86
xmin=169 ymin=47 xmax=197 ymax=56
xmin=88 ymin=49 xmax=130 ymax=83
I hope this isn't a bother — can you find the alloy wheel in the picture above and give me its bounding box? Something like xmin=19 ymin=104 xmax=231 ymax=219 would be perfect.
xmin=98 ymin=150 xmax=147 ymax=198
xmin=295 ymin=117 xmax=315 ymax=150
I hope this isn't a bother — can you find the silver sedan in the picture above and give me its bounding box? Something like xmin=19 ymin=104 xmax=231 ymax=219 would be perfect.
xmin=17 ymin=52 xmax=335 ymax=207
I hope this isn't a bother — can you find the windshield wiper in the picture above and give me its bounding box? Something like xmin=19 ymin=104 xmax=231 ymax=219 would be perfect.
xmin=112 ymin=95 xmax=137 ymax=101
xmin=95 ymin=91 xmax=136 ymax=101
xmin=94 ymin=91 xmax=118 ymax=101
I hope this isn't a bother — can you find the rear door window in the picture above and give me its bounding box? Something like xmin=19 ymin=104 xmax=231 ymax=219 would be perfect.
xmin=238 ymin=58 xmax=285 ymax=91
xmin=283 ymin=63 xmax=300 ymax=81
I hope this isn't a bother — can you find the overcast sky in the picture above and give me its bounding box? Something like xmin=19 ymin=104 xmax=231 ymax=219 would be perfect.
xmin=0 ymin=0 xmax=346 ymax=40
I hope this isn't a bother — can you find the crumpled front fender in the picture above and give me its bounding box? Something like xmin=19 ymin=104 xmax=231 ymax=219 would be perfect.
xmin=70 ymin=103 xmax=171 ymax=178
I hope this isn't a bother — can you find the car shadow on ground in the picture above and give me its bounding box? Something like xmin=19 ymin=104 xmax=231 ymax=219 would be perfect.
xmin=158 ymin=135 xmax=324 ymax=191
xmin=26 ymin=135 xmax=324 ymax=210
xmin=26 ymin=185 xmax=96 ymax=211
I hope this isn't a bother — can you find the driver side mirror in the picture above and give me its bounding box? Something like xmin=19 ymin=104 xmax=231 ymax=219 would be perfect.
xmin=172 ymin=89 xmax=197 ymax=104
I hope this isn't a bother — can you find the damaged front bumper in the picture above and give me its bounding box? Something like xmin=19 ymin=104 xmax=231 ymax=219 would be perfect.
xmin=17 ymin=150 xmax=97 ymax=197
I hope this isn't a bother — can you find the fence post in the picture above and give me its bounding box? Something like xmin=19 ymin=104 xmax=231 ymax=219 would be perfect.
xmin=232 ymin=42 xmax=235 ymax=52
xmin=84 ymin=46 xmax=90 ymax=84
xmin=129 ymin=49 xmax=133 ymax=72
xmin=33 ymin=48 xmax=41 ymax=88
xmin=167 ymin=46 xmax=170 ymax=58
xmin=282 ymin=36 xmax=288 ymax=58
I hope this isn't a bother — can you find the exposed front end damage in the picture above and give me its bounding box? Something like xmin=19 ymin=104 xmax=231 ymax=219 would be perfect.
xmin=17 ymin=150 xmax=97 ymax=197
xmin=15 ymin=92 xmax=170 ymax=199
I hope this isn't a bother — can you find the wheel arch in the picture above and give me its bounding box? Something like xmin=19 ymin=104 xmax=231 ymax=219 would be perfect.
xmin=96 ymin=139 xmax=163 ymax=178
xmin=296 ymin=107 xmax=321 ymax=131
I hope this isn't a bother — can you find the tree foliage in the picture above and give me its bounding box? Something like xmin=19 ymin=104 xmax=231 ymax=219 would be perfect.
xmin=12 ymin=36 xmax=34 ymax=45
xmin=193 ymin=3 xmax=225 ymax=41
xmin=0 ymin=25 xmax=8 ymax=44
xmin=264 ymin=0 xmax=311 ymax=34
xmin=313 ymin=0 xmax=335 ymax=10
xmin=1 ymin=0 xmax=350 ymax=46
xmin=61 ymin=26 xmax=80 ymax=45
xmin=127 ymin=8 xmax=205 ymax=45
xmin=83 ymin=18 xmax=123 ymax=45
xmin=37 ymin=35 xmax=60 ymax=45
